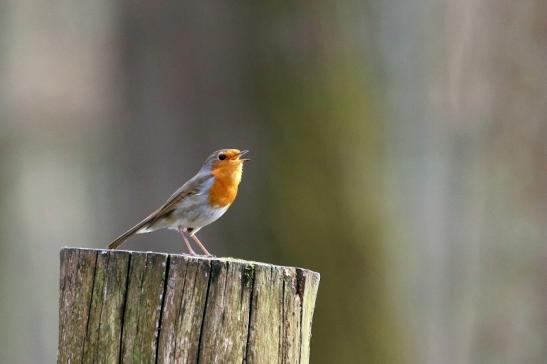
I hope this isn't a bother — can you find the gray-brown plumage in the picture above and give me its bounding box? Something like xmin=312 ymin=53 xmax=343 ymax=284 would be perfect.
xmin=107 ymin=149 xmax=249 ymax=255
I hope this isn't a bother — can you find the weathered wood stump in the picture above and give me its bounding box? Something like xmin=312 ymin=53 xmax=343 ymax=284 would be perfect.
xmin=58 ymin=248 xmax=320 ymax=364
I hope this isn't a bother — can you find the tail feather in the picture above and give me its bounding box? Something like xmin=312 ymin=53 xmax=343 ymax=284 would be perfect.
xmin=107 ymin=216 xmax=153 ymax=249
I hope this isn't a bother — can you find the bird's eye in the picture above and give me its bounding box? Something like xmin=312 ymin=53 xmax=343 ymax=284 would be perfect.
xmin=218 ymin=153 xmax=226 ymax=160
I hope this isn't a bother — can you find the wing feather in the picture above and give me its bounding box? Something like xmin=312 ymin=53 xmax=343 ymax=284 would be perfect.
xmin=107 ymin=172 xmax=212 ymax=249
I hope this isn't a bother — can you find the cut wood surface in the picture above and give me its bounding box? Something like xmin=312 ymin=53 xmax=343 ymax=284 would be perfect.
xmin=58 ymin=248 xmax=320 ymax=364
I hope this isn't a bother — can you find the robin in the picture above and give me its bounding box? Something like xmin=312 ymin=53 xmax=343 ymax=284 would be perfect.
xmin=107 ymin=148 xmax=249 ymax=256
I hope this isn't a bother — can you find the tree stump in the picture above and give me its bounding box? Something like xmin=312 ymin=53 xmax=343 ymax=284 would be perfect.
xmin=58 ymin=248 xmax=320 ymax=364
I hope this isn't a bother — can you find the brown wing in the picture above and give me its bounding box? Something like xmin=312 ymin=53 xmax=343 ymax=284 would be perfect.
xmin=107 ymin=172 xmax=212 ymax=249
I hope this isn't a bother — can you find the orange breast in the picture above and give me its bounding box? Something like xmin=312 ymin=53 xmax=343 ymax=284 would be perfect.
xmin=208 ymin=162 xmax=243 ymax=207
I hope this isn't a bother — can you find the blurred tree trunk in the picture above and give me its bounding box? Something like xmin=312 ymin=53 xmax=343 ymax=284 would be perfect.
xmin=0 ymin=1 xmax=118 ymax=363
xmin=438 ymin=1 xmax=547 ymax=363
xmin=244 ymin=2 xmax=408 ymax=363
xmin=382 ymin=0 xmax=547 ymax=363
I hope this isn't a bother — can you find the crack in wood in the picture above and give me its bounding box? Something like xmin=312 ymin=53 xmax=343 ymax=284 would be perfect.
xmin=154 ymin=255 xmax=170 ymax=363
xmin=117 ymin=252 xmax=132 ymax=364
xmin=196 ymin=260 xmax=214 ymax=363
xmin=81 ymin=250 xmax=99 ymax=361
xmin=243 ymin=265 xmax=256 ymax=364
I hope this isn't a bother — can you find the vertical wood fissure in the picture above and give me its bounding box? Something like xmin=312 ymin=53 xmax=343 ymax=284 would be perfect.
xmin=154 ymin=255 xmax=171 ymax=364
xmin=278 ymin=266 xmax=284 ymax=363
xmin=171 ymin=258 xmax=190 ymax=361
xmin=222 ymin=262 xmax=230 ymax=306
xmin=117 ymin=252 xmax=132 ymax=364
xmin=280 ymin=276 xmax=286 ymax=363
xmin=94 ymin=252 xmax=110 ymax=362
xmin=119 ymin=253 xmax=131 ymax=363
xmin=195 ymin=261 xmax=214 ymax=364
xmin=133 ymin=253 xmax=148 ymax=359
xmin=296 ymin=269 xmax=305 ymax=364
xmin=114 ymin=252 xmax=131 ymax=363
xmin=73 ymin=250 xmax=83 ymax=361
xmin=82 ymin=250 xmax=99 ymax=360
xmin=81 ymin=252 xmax=98 ymax=362
xmin=243 ymin=266 xmax=256 ymax=364
xmin=69 ymin=250 xmax=81 ymax=355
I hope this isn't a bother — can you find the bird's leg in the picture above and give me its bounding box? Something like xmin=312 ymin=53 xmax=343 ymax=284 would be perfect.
xmin=190 ymin=233 xmax=213 ymax=257
xmin=178 ymin=227 xmax=197 ymax=256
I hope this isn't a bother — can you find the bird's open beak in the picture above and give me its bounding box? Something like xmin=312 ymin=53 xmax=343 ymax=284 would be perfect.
xmin=238 ymin=150 xmax=250 ymax=161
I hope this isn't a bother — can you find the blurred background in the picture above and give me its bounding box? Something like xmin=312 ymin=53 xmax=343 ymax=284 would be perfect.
xmin=1 ymin=0 xmax=546 ymax=363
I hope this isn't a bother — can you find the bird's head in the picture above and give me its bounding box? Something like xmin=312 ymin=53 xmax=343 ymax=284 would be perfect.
xmin=201 ymin=148 xmax=249 ymax=174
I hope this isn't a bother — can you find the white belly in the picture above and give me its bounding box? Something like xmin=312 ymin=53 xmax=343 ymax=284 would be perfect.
xmin=171 ymin=197 xmax=230 ymax=231
xmin=144 ymin=193 xmax=230 ymax=233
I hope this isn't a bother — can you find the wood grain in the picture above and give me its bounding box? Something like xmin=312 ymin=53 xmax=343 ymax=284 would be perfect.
xmin=58 ymin=248 xmax=320 ymax=364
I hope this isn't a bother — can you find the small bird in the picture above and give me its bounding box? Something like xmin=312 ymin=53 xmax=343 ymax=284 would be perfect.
xmin=107 ymin=148 xmax=249 ymax=256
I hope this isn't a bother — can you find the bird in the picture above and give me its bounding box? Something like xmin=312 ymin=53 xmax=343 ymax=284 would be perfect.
xmin=107 ymin=148 xmax=249 ymax=256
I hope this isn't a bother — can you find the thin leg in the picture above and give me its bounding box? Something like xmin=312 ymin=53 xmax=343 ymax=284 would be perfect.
xmin=190 ymin=233 xmax=213 ymax=257
xmin=179 ymin=227 xmax=197 ymax=256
